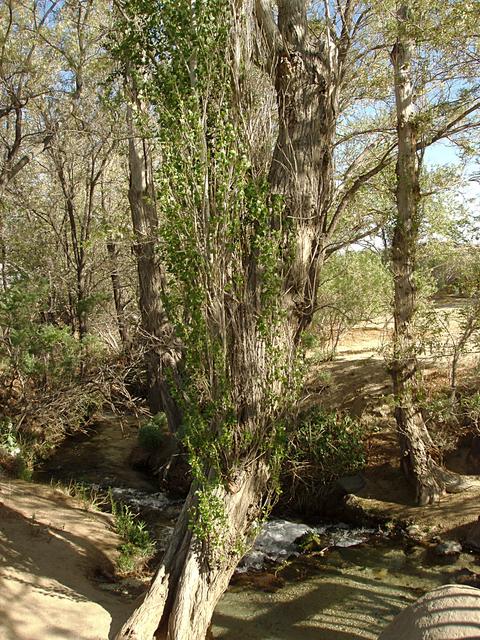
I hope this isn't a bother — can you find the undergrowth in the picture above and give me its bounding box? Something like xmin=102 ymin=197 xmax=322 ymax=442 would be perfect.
xmin=51 ymin=480 xmax=156 ymax=574
xmin=109 ymin=492 xmax=155 ymax=574
xmin=138 ymin=412 xmax=167 ymax=450
xmin=280 ymin=409 xmax=365 ymax=515
xmin=53 ymin=479 xmax=107 ymax=511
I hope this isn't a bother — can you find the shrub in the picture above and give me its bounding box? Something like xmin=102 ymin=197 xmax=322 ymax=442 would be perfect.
xmin=110 ymin=497 xmax=155 ymax=575
xmin=0 ymin=418 xmax=32 ymax=479
xmin=311 ymin=251 xmax=392 ymax=360
xmin=280 ymin=409 xmax=365 ymax=515
xmin=0 ymin=418 xmax=21 ymax=456
xmin=138 ymin=413 xmax=167 ymax=450
xmin=461 ymin=392 xmax=480 ymax=434
xmin=0 ymin=279 xmax=84 ymax=386
xmin=420 ymin=389 xmax=480 ymax=455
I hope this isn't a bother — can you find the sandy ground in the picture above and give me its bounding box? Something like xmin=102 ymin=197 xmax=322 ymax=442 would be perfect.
xmin=0 ymin=480 xmax=135 ymax=640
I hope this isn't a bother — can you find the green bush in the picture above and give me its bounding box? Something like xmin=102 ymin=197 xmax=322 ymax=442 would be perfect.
xmin=114 ymin=504 xmax=152 ymax=548
xmin=281 ymin=409 xmax=365 ymax=514
xmin=110 ymin=497 xmax=155 ymax=575
xmin=461 ymin=392 xmax=480 ymax=434
xmin=312 ymin=250 xmax=392 ymax=360
xmin=0 ymin=279 xmax=83 ymax=385
xmin=291 ymin=409 xmax=365 ymax=481
xmin=138 ymin=413 xmax=167 ymax=450
xmin=0 ymin=418 xmax=32 ymax=479
xmin=0 ymin=418 xmax=21 ymax=456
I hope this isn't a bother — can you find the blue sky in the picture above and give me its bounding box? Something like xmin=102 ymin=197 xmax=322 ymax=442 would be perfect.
xmin=425 ymin=140 xmax=462 ymax=167
xmin=425 ymin=140 xmax=480 ymax=215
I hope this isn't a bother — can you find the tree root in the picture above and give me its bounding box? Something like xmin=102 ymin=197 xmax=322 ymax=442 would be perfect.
xmin=416 ymin=464 xmax=479 ymax=506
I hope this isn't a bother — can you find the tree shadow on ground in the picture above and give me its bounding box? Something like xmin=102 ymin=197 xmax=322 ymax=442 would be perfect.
xmin=0 ymin=504 xmax=134 ymax=640
xmin=212 ymin=562 xmax=426 ymax=640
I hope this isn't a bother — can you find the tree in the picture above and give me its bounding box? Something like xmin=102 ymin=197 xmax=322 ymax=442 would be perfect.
xmin=0 ymin=0 xmax=140 ymax=352
xmin=0 ymin=0 xmax=60 ymax=190
xmin=0 ymin=0 xmax=62 ymax=293
xmin=114 ymin=0 xmax=479 ymax=636
xmin=387 ymin=0 xmax=480 ymax=504
xmin=124 ymin=71 xmax=182 ymax=427
xmin=100 ymin=166 xmax=133 ymax=350
xmin=114 ymin=0 xmax=389 ymax=638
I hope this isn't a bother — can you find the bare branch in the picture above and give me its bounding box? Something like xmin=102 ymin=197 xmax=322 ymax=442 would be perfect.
xmin=328 ymin=143 xmax=396 ymax=236
xmin=325 ymin=223 xmax=381 ymax=255
xmin=420 ymin=100 xmax=480 ymax=149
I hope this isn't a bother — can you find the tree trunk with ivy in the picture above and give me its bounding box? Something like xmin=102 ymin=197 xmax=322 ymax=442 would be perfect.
xmin=115 ymin=1 xmax=350 ymax=638
xmin=116 ymin=463 xmax=269 ymax=640
xmin=390 ymin=4 xmax=470 ymax=505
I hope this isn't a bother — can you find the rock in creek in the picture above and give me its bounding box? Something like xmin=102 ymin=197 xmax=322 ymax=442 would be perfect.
xmin=378 ymin=584 xmax=480 ymax=639
xmin=432 ymin=540 xmax=462 ymax=557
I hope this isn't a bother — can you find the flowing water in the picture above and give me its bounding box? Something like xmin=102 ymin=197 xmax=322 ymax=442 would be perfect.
xmin=36 ymin=416 xmax=480 ymax=639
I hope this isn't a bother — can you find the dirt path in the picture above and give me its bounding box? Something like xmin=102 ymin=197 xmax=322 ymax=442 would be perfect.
xmin=0 ymin=480 xmax=135 ymax=640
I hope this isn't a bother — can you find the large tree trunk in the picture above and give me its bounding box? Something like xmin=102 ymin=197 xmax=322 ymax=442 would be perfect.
xmin=267 ymin=0 xmax=337 ymax=339
xmin=116 ymin=463 xmax=269 ymax=640
xmin=126 ymin=81 xmax=181 ymax=432
xmin=118 ymin=2 xmax=344 ymax=637
xmin=390 ymin=4 xmax=468 ymax=505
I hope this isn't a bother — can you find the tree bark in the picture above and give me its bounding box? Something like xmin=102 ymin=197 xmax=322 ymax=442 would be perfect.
xmin=265 ymin=0 xmax=338 ymax=340
xmin=390 ymin=4 xmax=469 ymax=505
xmin=126 ymin=78 xmax=182 ymax=432
xmin=117 ymin=2 xmax=350 ymax=637
xmin=76 ymin=269 xmax=89 ymax=340
xmin=0 ymin=214 xmax=8 ymax=292
xmin=60 ymin=174 xmax=89 ymax=340
xmin=116 ymin=463 xmax=269 ymax=640
xmin=107 ymin=241 xmax=130 ymax=349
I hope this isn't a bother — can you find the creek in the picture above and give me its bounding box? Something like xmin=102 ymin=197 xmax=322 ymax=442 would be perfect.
xmin=36 ymin=415 xmax=480 ymax=640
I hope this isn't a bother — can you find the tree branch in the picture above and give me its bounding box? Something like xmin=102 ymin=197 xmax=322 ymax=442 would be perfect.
xmin=419 ymin=100 xmax=480 ymax=150
xmin=325 ymin=223 xmax=381 ymax=256
xmin=327 ymin=143 xmax=396 ymax=237
xmin=254 ymin=0 xmax=282 ymax=71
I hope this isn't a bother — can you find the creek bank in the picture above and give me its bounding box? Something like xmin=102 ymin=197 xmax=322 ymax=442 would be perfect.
xmin=5 ymin=413 xmax=480 ymax=640
xmin=34 ymin=418 xmax=480 ymax=603
xmin=0 ymin=479 xmax=137 ymax=640
xmin=2 ymin=478 xmax=479 ymax=640
xmin=36 ymin=414 xmax=480 ymax=561
xmin=34 ymin=414 xmax=155 ymax=492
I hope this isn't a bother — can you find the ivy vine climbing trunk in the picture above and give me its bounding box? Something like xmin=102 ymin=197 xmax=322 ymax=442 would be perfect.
xmin=115 ymin=1 xmax=354 ymax=638
xmin=390 ymin=3 xmax=469 ymax=505
xmin=125 ymin=74 xmax=181 ymax=432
